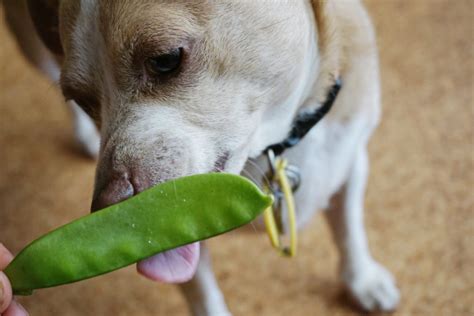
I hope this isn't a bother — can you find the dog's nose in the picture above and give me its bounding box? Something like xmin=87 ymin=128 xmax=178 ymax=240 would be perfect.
xmin=91 ymin=175 xmax=134 ymax=212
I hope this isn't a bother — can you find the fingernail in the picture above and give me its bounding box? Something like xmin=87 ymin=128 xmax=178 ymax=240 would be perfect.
xmin=0 ymin=243 xmax=14 ymax=265
xmin=0 ymin=272 xmax=13 ymax=314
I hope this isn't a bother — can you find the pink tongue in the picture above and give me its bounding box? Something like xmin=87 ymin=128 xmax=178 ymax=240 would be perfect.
xmin=137 ymin=242 xmax=200 ymax=283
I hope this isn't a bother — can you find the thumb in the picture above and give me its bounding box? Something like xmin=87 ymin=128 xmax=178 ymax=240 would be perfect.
xmin=0 ymin=271 xmax=13 ymax=313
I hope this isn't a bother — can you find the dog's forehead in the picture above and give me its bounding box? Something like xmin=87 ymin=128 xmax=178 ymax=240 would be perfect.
xmin=99 ymin=1 xmax=208 ymax=50
xmin=60 ymin=0 xmax=305 ymax=58
xmin=59 ymin=0 xmax=312 ymax=106
xmin=61 ymin=0 xmax=207 ymax=49
xmin=59 ymin=0 xmax=208 ymax=89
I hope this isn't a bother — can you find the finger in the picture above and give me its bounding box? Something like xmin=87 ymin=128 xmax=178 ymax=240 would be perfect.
xmin=0 ymin=244 xmax=14 ymax=270
xmin=0 ymin=272 xmax=13 ymax=314
xmin=3 ymin=300 xmax=28 ymax=316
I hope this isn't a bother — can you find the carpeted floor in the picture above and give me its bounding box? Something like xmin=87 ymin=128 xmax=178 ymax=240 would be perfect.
xmin=0 ymin=1 xmax=472 ymax=315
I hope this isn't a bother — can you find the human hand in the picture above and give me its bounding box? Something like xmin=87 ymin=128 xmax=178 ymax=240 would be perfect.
xmin=0 ymin=243 xmax=28 ymax=316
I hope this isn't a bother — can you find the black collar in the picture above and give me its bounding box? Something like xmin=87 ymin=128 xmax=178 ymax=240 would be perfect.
xmin=265 ymin=78 xmax=342 ymax=156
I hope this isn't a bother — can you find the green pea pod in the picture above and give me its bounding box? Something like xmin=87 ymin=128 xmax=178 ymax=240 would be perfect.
xmin=4 ymin=173 xmax=272 ymax=295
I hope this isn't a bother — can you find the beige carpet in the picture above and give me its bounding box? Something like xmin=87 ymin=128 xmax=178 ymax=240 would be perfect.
xmin=0 ymin=1 xmax=472 ymax=315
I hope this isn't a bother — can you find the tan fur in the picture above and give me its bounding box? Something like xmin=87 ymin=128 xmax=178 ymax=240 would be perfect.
xmin=312 ymin=0 xmax=342 ymax=102
xmin=4 ymin=0 xmax=399 ymax=313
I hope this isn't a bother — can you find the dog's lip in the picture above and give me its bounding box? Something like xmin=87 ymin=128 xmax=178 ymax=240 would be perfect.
xmin=213 ymin=152 xmax=230 ymax=172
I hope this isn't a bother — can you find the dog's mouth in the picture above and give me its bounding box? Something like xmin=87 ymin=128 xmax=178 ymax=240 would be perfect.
xmin=91 ymin=175 xmax=202 ymax=284
xmin=135 ymin=157 xmax=233 ymax=283
xmin=92 ymin=149 xmax=233 ymax=284
xmin=137 ymin=242 xmax=200 ymax=283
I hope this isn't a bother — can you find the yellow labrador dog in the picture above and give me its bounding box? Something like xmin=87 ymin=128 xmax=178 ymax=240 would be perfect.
xmin=4 ymin=0 xmax=399 ymax=314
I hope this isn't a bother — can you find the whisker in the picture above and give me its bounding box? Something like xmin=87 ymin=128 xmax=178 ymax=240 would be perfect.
xmin=215 ymin=165 xmax=271 ymax=240
xmin=214 ymin=162 xmax=269 ymax=190
xmin=258 ymin=16 xmax=293 ymax=32
xmin=240 ymin=169 xmax=262 ymax=188
xmin=249 ymin=221 xmax=258 ymax=234
xmin=172 ymin=180 xmax=178 ymax=202
xmin=246 ymin=159 xmax=272 ymax=189
xmin=253 ymin=87 xmax=272 ymax=101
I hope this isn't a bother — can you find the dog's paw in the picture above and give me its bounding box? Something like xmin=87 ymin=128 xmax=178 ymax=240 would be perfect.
xmin=208 ymin=311 xmax=232 ymax=316
xmin=189 ymin=298 xmax=232 ymax=316
xmin=343 ymin=261 xmax=400 ymax=312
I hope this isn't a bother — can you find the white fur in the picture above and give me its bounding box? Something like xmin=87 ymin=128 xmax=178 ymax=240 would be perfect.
xmin=4 ymin=0 xmax=399 ymax=314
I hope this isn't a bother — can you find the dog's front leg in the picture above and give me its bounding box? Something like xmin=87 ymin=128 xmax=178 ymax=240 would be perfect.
xmin=179 ymin=243 xmax=231 ymax=316
xmin=325 ymin=148 xmax=400 ymax=311
xmin=66 ymin=100 xmax=100 ymax=158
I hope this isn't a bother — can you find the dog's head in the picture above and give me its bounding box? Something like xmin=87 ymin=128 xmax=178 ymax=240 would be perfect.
xmin=28 ymin=0 xmax=339 ymax=283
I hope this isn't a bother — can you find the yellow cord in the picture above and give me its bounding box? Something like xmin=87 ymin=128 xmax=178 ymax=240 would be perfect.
xmin=263 ymin=158 xmax=297 ymax=257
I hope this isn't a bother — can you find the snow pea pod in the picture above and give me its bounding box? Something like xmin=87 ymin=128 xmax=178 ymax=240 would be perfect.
xmin=4 ymin=173 xmax=272 ymax=295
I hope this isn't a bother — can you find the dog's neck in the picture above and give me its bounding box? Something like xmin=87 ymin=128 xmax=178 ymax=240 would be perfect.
xmin=247 ymin=23 xmax=320 ymax=158
xmin=264 ymin=79 xmax=342 ymax=156
xmin=248 ymin=1 xmax=342 ymax=159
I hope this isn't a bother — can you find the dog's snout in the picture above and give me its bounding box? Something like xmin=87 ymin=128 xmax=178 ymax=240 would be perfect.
xmin=91 ymin=132 xmax=190 ymax=213
xmin=91 ymin=175 xmax=134 ymax=212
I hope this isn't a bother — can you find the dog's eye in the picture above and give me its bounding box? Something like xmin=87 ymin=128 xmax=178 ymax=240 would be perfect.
xmin=145 ymin=48 xmax=183 ymax=76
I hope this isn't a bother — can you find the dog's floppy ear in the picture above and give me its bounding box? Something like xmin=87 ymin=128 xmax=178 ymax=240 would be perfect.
xmin=311 ymin=0 xmax=342 ymax=101
xmin=27 ymin=0 xmax=63 ymax=55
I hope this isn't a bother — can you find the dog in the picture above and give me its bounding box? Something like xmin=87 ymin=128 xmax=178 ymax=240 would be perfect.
xmin=3 ymin=0 xmax=400 ymax=314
